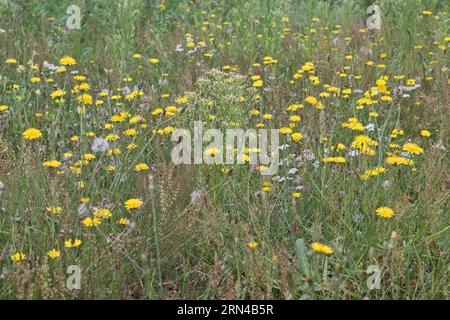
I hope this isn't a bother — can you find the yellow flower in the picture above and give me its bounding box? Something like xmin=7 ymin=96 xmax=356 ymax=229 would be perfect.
xmin=361 ymin=167 xmax=386 ymax=180
xmin=205 ymin=148 xmax=220 ymax=157
xmin=94 ymin=208 xmax=112 ymax=219
xmin=149 ymin=58 xmax=160 ymax=64
xmin=311 ymin=242 xmax=333 ymax=255
xmin=81 ymin=197 xmax=90 ymax=203
xmin=375 ymin=207 xmax=394 ymax=218
xmin=252 ymin=80 xmax=263 ymax=87
xmin=386 ymin=155 xmax=413 ymax=166
xmin=10 ymin=252 xmax=26 ymax=263
xmin=135 ymin=163 xmax=150 ymax=171
xmin=280 ymin=127 xmax=292 ymax=135
xmin=292 ymin=192 xmax=302 ymax=198
xmin=23 ymin=128 xmax=42 ymax=140
xmin=64 ymin=239 xmax=82 ymax=248
xmin=123 ymin=128 xmax=137 ymax=136
xmin=47 ymin=249 xmax=60 ymax=259
xmin=82 ymin=217 xmax=101 ymax=227
xmin=402 ymin=143 xmax=424 ymax=155
xmin=322 ymin=157 xmax=346 ymax=164
xmin=43 ymin=160 xmax=62 ymax=168
xmin=335 ymin=143 xmax=346 ymax=151
xmin=247 ymin=241 xmax=258 ymax=249
xmin=420 ymin=130 xmax=431 ymax=137
xmin=125 ymin=198 xmax=143 ymax=210
xmin=351 ymin=135 xmax=378 ymax=155
xmin=5 ymin=58 xmax=17 ymax=64
xmin=83 ymin=153 xmax=96 ymax=161
xmin=289 ymin=115 xmax=301 ymax=122
xmin=77 ymin=94 xmax=93 ymax=105
xmin=46 ymin=206 xmax=62 ymax=214
xmin=291 ymin=132 xmax=303 ymax=142
xmin=50 ymin=89 xmax=67 ymax=99
xmin=59 ymin=56 xmax=77 ymax=66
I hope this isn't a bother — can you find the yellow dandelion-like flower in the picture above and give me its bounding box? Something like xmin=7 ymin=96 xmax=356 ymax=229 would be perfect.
xmin=247 ymin=241 xmax=258 ymax=249
xmin=47 ymin=249 xmax=60 ymax=259
xmin=420 ymin=130 xmax=431 ymax=137
xmin=59 ymin=56 xmax=77 ymax=66
xmin=65 ymin=239 xmax=82 ymax=248
xmin=125 ymin=198 xmax=143 ymax=210
xmin=46 ymin=206 xmax=62 ymax=214
xmin=10 ymin=252 xmax=26 ymax=263
xmin=43 ymin=160 xmax=62 ymax=168
xmin=82 ymin=217 xmax=101 ymax=227
xmin=375 ymin=207 xmax=394 ymax=218
xmin=311 ymin=242 xmax=333 ymax=255
xmin=291 ymin=132 xmax=303 ymax=142
xmin=5 ymin=58 xmax=17 ymax=64
xmin=402 ymin=143 xmax=424 ymax=155
xmin=135 ymin=163 xmax=150 ymax=171
xmin=23 ymin=128 xmax=42 ymax=140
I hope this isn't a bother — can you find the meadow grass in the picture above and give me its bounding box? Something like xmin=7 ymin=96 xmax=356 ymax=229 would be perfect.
xmin=0 ymin=0 xmax=448 ymax=299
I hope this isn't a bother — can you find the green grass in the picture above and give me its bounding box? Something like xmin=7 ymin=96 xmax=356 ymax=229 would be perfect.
xmin=0 ymin=0 xmax=448 ymax=299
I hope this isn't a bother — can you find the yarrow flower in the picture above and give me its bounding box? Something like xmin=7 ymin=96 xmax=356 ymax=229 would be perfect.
xmin=91 ymin=137 xmax=110 ymax=153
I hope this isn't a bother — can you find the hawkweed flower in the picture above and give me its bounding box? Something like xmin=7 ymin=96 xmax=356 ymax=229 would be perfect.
xmin=47 ymin=249 xmax=60 ymax=259
xmin=64 ymin=239 xmax=82 ymax=248
xmin=311 ymin=242 xmax=333 ymax=255
xmin=22 ymin=128 xmax=42 ymax=140
xmin=247 ymin=241 xmax=258 ymax=249
xmin=375 ymin=207 xmax=394 ymax=218
xmin=10 ymin=252 xmax=26 ymax=263
xmin=125 ymin=198 xmax=143 ymax=210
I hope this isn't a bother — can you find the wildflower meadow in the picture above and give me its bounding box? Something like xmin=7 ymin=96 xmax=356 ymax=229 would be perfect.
xmin=0 ymin=0 xmax=448 ymax=300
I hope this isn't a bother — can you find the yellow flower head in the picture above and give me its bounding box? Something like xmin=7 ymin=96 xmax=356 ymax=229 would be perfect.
xmin=125 ymin=198 xmax=143 ymax=210
xmin=135 ymin=163 xmax=150 ymax=171
xmin=59 ymin=56 xmax=77 ymax=66
xmin=47 ymin=249 xmax=60 ymax=259
xmin=375 ymin=207 xmax=394 ymax=218
xmin=23 ymin=128 xmax=42 ymax=140
xmin=65 ymin=239 xmax=82 ymax=248
xmin=311 ymin=242 xmax=333 ymax=255
xmin=402 ymin=143 xmax=424 ymax=155
xmin=247 ymin=241 xmax=258 ymax=249
xmin=10 ymin=252 xmax=26 ymax=263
